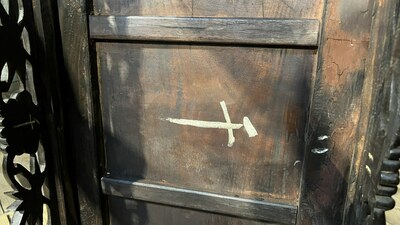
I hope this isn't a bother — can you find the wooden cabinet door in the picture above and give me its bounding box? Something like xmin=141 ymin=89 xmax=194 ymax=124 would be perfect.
xmin=58 ymin=0 xmax=390 ymax=225
xmin=89 ymin=1 xmax=321 ymax=225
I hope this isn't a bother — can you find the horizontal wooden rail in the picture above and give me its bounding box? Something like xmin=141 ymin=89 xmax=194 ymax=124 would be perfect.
xmin=89 ymin=16 xmax=319 ymax=47
xmin=101 ymin=177 xmax=297 ymax=225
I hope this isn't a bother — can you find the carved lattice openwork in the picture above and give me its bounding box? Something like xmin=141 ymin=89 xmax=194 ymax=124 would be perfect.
xmin=0 ymin=0 xmax=51 ymax=224
xmin=368 ymin=129 xmax=400 ymax=224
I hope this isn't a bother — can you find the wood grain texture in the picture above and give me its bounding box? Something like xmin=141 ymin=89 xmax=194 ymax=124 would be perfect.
xmin=89 ymin=16 xmax=319 ymax=46
xmin=93 ymin=0 xmax=193 ymax=16
xmin=262 ymin=0 xmax=323 ymax=19
xmin=348 ymin=0 xmax=400 ymax=224
xmin=193 ymin=0 xmax=264 ymax=18
xmin=108 ymin=196 xmax=283 ymax=225
xmin=93 ymin=0 xmax=324 ymax=19
xmin=97 ymin=43 xmax=314 ymax=205
xmin=194 ymin=0 xmax=323 ymax=18
xmin=57 ymin=0 xmax=103 ymax=224
xmin=102 ymin=178 xmax=297 ymax=224
xmin=298 ymin=0 xmax=375 ymax=224
xmin=90 ymin=1 xmax=323 ymax=224
xmin=31 ymin=0 xmax=78 ymax=224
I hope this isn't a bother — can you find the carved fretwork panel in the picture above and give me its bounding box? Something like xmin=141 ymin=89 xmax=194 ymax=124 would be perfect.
xmin=356 ymin=130 xmax=400 ymax=225
xmin=0 ymin=0 xmax=51 ymax=224
xmin=351 ymin=1 xmax=400 ymax=224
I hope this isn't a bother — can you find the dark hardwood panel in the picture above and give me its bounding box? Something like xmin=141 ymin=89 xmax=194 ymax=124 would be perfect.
xmin=108 ymin=196 xmax=283 ymax=225
xmin=97 ymin=43 xmax=314 ymax=205
xmin=32 ymin=0 xmax=79 ymax=224
xmin=57 ymin=0 xmax=104 ymax=224
xmin=89 ymin=16 xmax=319 ymax=47
xmin=102 ymin=177 xmax=297 ymax=224
xmin=348 ymin=0 xmax=400 ymax=224
xmin=298 ymin=0 xmax=375 ymax=224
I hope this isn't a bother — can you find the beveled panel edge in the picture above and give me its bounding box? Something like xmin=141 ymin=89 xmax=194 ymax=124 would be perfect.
xmin=101 ymin=177 xmax=297 ymax=225
xmin=89 ymin=16 xmax=319 ymax=47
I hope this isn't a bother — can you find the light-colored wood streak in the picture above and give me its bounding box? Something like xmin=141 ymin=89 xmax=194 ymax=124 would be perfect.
xmin=93 ymin=0 xmax=324 ymax=19
xmin=89 ymin=16 xmax=320 ymax=46
xmin=94 ymin=0 xmax=192 ymax=16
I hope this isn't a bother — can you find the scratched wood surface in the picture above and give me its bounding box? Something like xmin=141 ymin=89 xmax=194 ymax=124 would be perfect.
xmin=97 ymin=43 xmax=313 ymax=205
xmin=57 ymin=0 xmax=104 ymax=224
xmin=297 ymin=0 xmax=376 ymax=224
xmin=93 ymin=0 xmax=323 ymax=19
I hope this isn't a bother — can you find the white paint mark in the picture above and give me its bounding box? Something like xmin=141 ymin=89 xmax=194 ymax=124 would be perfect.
xmin=293 ymin=160 xmax=301 ymax=167
xmin=318 ymin=135 xmax=329 ymax=141
xmin=220 ymin=101 xmax=235 ymax=147
xmin=311 ymin=148 xmax=329 ymax=154
xmin=164 ymin=118 xmax=243 ymax=130
xmin=368 ymin=153 xmax=374 ymax=162
xmin=243 ymin=117 xmax=258 ymax=137
xmin=366 ymin=165 xmax=372 ymax=176
xmin=163 ymin=100 xmax=258 ymax=147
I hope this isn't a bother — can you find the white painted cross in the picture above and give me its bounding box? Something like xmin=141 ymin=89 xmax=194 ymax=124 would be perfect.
xmin=163 ymin=101 xmax=258 ymax=147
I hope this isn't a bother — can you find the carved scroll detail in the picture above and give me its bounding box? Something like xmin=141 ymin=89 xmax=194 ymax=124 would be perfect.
xmin=370 ymin=130 xmax=400 ymax=224
xmin=0 ymin=0 xmax=50 ymax=224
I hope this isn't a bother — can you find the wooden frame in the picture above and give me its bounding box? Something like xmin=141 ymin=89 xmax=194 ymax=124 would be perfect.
xmin=55 ymin=0 xmax=400 ymax=224
xmin=89 ymin=16 xmax=319 ymax=46
xmin=102 ymin=177 xmax=297 ymax=224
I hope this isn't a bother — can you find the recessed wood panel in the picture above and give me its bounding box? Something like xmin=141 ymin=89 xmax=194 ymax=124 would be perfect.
xmin=97 ymin=43 xmax=313 ymax=205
